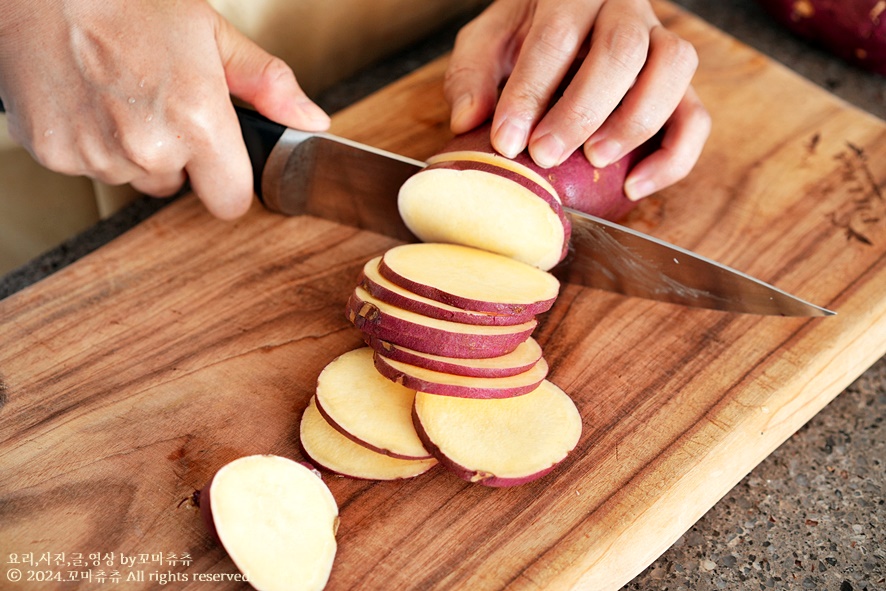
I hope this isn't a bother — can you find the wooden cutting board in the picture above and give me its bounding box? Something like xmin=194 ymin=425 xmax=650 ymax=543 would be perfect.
xmin=1 ymin=2 xmax=884 ymax=589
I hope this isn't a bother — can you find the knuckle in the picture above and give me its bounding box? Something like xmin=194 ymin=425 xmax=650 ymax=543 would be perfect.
xmin=533 ymin=13 xmax=584 ymax=63
xmin=510 ymin=82 xmax=550 ymax=115
xmin=600 ymin=22 xmax=649 ymax=72
xmin=453 ymin=21 xmax=479 ymax=47
xmin=121 ymin=134 xmax=170 ymax=173
xmin=622 ymin=115 xmax=657 ymax=142
xmin=74 ymin=137 xmax=114 ymax=178
xmin=660 ymin=32 xmax=698 ymax=75
xmin=695 ymin=103 xmax=713 ymax=134
xmin=6 ymin=118 xmax=77 ymax=175
xmin=31 ymin=142 xmax=79 ymax=176
xmin=260 ymin=56 xmax=295 ymax=87
xmin=559 ymin=98 xmax=604 ymax=134
xmin=683 ymin=93 xmax=713 ymax=135
xmin=443 ymin=62 xmax=484 ymax=89
xmin=668 ymin=158 xmax=695 ymax=184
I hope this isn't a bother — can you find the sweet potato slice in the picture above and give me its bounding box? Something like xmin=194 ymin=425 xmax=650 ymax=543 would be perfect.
xmin=374 ymin=352 xmax=548 ymax=399
xmin=346 ymin=286 xmax=537 ymax=359
xmin=398 ymin=162 xmax=568 ymax=270
xmin=301 ymin=397 xmax=438 ymax=480
xmin=413 ymin=380 xmax=582 ymax=487
xmin=369 ymin=337 xmax=544 ymax=378
xmin=315 ymin=348 xmax=431 ymax=460
xmin=426 ymin=149 xmax=560 ymax=202
xmin=200 ymin=455 xmax=339 ymax=591
xmin=378 ymin=243 xmax=560 ymax=316
xmin=359 ymin=256 xmax=534 ymax=326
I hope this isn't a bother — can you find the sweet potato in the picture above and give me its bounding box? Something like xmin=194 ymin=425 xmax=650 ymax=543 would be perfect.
xmin=413 ymin=381 xmax=582 ymax=487
xmin=756 ymin=0 xmax=886 ymax=75
xmin=198 ymin=455 xmax=339 ymax=591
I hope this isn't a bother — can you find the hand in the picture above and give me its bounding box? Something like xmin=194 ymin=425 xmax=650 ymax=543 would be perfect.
xmin=0 ymin=0 xmax=330 ymax=219
xmin=445 ymin=0 xmax=711 ymax=201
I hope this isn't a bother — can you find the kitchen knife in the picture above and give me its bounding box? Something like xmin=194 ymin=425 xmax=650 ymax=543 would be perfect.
xmin=237 ymin=107 xmax=833 ymax=317
xmin=0 ymin=94 xmax=833 ymax=316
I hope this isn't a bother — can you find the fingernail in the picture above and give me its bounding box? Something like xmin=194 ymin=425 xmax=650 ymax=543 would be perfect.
xmin=586 ymin=139 xmax=622 ymax=168
xmin=492 ymin=118 xmax=529 ymax=158
xmin=530 ymin=133 xmax=567 ymax=169
xmin=451 ymin=94 xmax=474 ymax=132
xmin=625 ymin=176 xmax=656 ymax=201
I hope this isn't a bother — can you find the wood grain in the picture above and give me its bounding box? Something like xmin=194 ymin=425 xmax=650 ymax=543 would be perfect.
xmin=1 ymin=2 xmax=885 ymax=590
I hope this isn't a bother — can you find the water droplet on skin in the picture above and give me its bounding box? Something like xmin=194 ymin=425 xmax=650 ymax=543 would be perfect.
xmin=139 ymin=79 xmax=146 ymax=89
xmin=145 ymin=114 xmax=153 ymax=123
xmin=128 ymin=97 xmax=136 ymax=105
xmin=43 ymin=129 xmax=54 ymax=137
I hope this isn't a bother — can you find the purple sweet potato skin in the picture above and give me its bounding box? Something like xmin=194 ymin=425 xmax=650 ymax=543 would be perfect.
xmin=441 ymin=123 xmax=658 ymax=222
xmin=755 ymin=0 xmax=886 ymax=75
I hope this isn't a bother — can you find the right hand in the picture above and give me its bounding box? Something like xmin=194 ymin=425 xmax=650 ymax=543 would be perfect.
xmin=0 ymin=0 xmax=330 ymax=219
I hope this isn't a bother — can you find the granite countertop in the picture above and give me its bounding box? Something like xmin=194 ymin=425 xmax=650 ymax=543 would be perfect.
xmin=1 ymin=1 xmax=883 ymax=590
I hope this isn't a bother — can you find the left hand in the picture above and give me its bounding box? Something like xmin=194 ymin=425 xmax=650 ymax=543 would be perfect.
xmin=445 ymin=0 xmax=711 ymax=201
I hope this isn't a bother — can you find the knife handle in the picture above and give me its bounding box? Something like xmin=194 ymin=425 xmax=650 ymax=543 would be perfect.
xmin=234 ymin=105 xmax=285 ymax=202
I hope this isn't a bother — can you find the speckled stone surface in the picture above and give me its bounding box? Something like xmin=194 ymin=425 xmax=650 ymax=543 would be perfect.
xmin=1 ymin=2 xmax=883 ymax=590
xmin=632 ymin=3 xmax=885 ymax=590
xmin=627 ymin=358 xmax=886 ymax=591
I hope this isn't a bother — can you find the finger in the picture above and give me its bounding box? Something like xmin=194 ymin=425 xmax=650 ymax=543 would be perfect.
xmin=216 ymin=16 xmax=330 ymax=132
xmin=444 ymin=0 xmax=527 ymax=134
xmin=623 ymin=86 xmax=711 ymax=201
xmin=527 ymin=0 xmax=656 ymax=168
xmin=183 ymin=98 xmax=255 ymax=220
xmin=131 ymin=169 xmax=188 ymax=198
xmin=492 ymin=0 xmax=603 ymax=158
xmin=584 ymin=25 xmax=698 ymax=168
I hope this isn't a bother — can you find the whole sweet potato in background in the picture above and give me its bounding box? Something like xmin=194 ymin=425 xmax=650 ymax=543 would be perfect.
xmin=755 ymin=0 xmax=886 ymax=75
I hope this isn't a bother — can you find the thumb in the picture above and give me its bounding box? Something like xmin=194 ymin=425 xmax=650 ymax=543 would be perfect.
xmin=216 ymin=17 xmax=330 ymax=131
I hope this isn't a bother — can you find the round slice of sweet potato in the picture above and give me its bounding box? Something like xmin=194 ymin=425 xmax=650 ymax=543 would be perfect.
xmin=377 ymin=243 xmax=560 ymax=316
xmin=359 ymin=256 xmax=535 ymax=326
xmin=368 ymin=337 xmax=544 ymax=378
xmin=200 ymin=455 xmax=339 ymax=591
xmin=413 ymin=380 xmax=582 ymax=487
xmin=301 ymin=396 xmax=438 ymax=480
xmin=346 ymin=286 xmax=537 ymax=359
xmin=374 ymin=352 xmax=548 ymax=399
xmin=315 ymin=347 xmax=431 ymax=460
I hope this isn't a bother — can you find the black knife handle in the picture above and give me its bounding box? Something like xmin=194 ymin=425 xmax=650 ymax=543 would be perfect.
xmin=234 ymin=105 xmax=285 ymax=202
